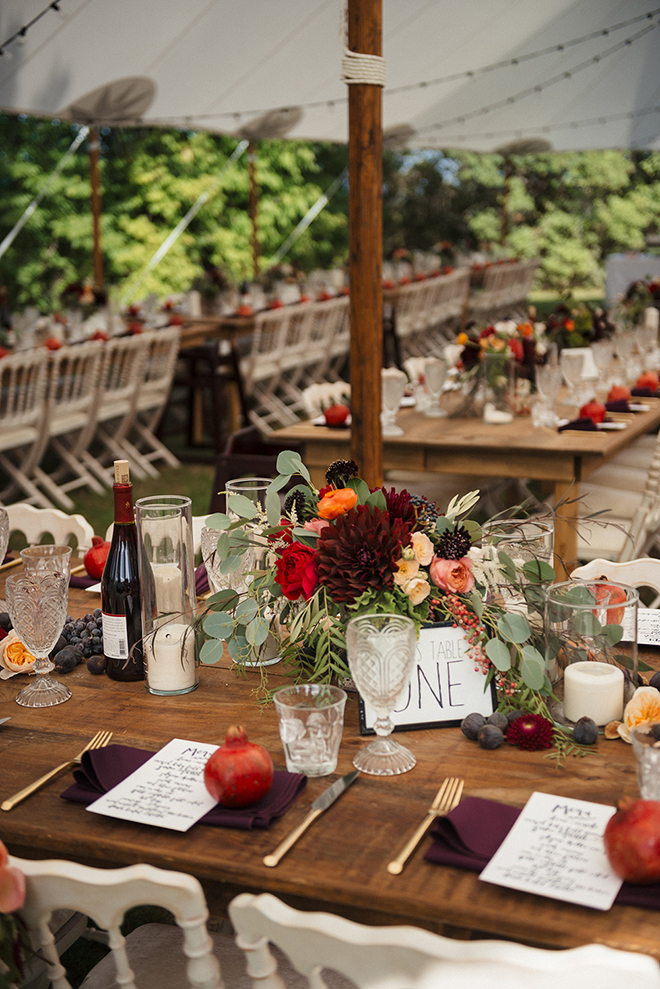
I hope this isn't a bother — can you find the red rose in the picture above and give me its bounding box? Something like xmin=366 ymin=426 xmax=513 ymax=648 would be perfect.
xmin=479 ymin=326 xmax=496 ymax=339
xmin=275 ymin=542 xmax=318 ymax=600
xmin=269 ymin=519 xmax=294 ymax=546
xmin=508 ymin=338 xmax=524 ymax=362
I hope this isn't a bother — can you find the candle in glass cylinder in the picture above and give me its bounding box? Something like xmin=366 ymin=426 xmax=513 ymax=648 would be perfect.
xmin=563 ymin=661 xmax=624 ymax=726
xmin=152 ymin=564 xmax=183 ymax=615
xmin=146 ymin=624 xmax=196 ymax=693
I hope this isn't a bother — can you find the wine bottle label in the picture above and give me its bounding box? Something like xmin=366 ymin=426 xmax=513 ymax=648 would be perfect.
xmin=102 ymin=612 xmax=131 ymax=659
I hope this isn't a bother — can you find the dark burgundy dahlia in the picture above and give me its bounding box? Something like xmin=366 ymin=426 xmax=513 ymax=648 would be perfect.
xmin=506 ymin=713 xmax=554 ymax=751
xmin=315 ymin=505 xmax=412 ymax=603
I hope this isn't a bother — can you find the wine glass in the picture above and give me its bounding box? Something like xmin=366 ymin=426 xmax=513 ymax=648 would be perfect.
xmin=381 ymin=368 xmax=407 ymax=436
xmin=534 ymin=363 xmax=562 ymax=425
xmin=559 ymin=350 xmax=584 ymax=407
xmin=0 ymin=509 xmax=8 ymax=565
xmin=346 ymin=613 xmax=417 ymax=775
xmin=423 ymin=357 xmax=448 ymax=418
xmin=591 ymin=339 xmax=614 ymax=395
xmin=614 ymin=328 xmax=635 ymax=384
xmin=5 ymin=571 xmax=70 ymax=708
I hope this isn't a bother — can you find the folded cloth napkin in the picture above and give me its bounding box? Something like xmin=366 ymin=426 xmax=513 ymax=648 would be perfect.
xmin=558 ymin=417 xmax=598 ymax=432
xmin=605 ymin=399 xmax=631 ymax=413
xmin=631 ymin=387 xmax=660 ymax=398
xmin=424 ymin=795 xmax=660 ymax=909
xmin=60 ymin=744 xmax=307 ymax=830
xmin=195 ymin=562 xmax=209 ymax=596
xmin=70 ymin=574 xmax=99 ymax=589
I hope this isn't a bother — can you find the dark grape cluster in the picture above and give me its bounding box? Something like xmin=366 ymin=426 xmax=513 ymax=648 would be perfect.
xmin=62 ymin=609 xmax=104 ymax=660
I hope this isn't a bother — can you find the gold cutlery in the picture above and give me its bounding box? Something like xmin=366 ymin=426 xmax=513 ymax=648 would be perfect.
xmin=1 ymin=729 xmax=113 ymax=811
xmin=263 ymin=770 xmax=359 ymax=868
xmin=69 ymin=563 xmax=87 ymax=575
xmin=387 ymin=777 xmax=464 ymax=875
xmin=0 ymin=558 xmax=21 ymax=573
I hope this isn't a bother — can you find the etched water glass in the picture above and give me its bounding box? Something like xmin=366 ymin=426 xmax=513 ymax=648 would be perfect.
xmin=346 ymin=613 xmax=417 ymax=776
xmin=423 ymin=357 xmax=448 ymax=418
xmin=273 ymin=684 xmax=347 ymax=777
xmin=534 ymin=363 xmax=562 ymax=425
xmin=5 ymin=571 xmax=70 ymax=708
xmin=559 ymin=349 xmax=584 ymax=407
xmin=0 ymin=508 xmax=8 ymax=566
xmin=21 ymin=544 xmax=72 ymax=583
xmin=381 ymin=368 xmax=408 ymax=436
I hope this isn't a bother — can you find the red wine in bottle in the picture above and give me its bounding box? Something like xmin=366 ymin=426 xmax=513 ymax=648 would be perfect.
xmin=101 ymin=460 xmax=144 ymax=681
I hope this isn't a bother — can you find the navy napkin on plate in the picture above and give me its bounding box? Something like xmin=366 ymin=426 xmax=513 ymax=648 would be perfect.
xmin=631 ymin=387 xmax=660 ymax=398
xmin=69 ymin=574 xmax=99 ymax=589
xmin=424 ymin=795 xmax=660 ymax=909
xmin=605 ymin=399 xmax=631 ymax=413
xmin=558 ymin=417 xmax=598 ymax=432
xmin=60 ymin=744 xmax=307 ymax=830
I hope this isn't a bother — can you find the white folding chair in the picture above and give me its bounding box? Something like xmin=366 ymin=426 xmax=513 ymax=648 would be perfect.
xmin=240 ymin=309 xmax=299 ymax=434
xmin=5 ymin=503 xmax=95 ymax=551
xmin=0 ymin=349 xmax=52 ymax=508
xmin=229 ymin=891 xmax=660 ymax=989
xmin=572 ymin=557 xmax=660 ymax=609
xmin=30 ymin=341 xmax=106 ymax=510
xmin=120 ymin=327 xmax=182 ymax=476
xmin=13 ymin=855 xmax=221 ymax=989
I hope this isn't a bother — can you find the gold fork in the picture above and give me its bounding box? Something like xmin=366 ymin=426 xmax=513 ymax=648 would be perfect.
xmin=387 ymin=777 xmax=464 ymax=875
xmin=1 ymin=730 xmax=113 ymax=811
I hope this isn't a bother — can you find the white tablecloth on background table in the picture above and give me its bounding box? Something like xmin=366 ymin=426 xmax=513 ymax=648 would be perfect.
xmin=606 ymin=253 xmax=660 ymax=305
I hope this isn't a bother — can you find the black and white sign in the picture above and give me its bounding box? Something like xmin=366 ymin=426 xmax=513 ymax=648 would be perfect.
xmin=358 ymin=622 xmax=496 ymax=735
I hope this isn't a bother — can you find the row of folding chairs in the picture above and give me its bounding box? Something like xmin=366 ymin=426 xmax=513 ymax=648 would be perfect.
xmin=467 ymin=259 xmax=539 ymax=323
xmin=389 ymin=268 xmax=471 ymax=360
xmin=240 ymin=296 xmax=350 ymax=433
xmin=0 ymin=327 xmax=181 ymax=510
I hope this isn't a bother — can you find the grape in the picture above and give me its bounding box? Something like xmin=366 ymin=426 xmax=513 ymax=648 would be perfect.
xmin=84 ymin=613 xmax=94 ymax=623
xmin=86 ymin=622 xmax=96 ymax=632
xmin=93 ymin=609 xmax=101 ymax=618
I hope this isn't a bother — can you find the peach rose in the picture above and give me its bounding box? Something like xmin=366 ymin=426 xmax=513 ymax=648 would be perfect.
xmin=403 ymin=576 xmax=431 ymax=605
xmin=618 ymin=686 xmax=660 ymax=743
xmin=393 ymin=558 xmax=420 ymax=586
xmin=410 ymin=531 xmax=434 ymax=566
xmin=429 ymin=556 xmax=474 ymax=594
xmin=304 ymin=518 xmax=330 ymax=536
xmin=317 ymin=487 xmax=358 ymax=520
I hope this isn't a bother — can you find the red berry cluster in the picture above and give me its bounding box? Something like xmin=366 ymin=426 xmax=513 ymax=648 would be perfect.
xmin=439 ymin=593 xmax=489 ymax=674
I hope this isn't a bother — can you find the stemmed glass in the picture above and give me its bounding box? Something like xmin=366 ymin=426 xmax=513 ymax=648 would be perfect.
xmin=5 ymin=572 xmax=70 ymax=708
xmin=534 ymin=363 xmax=562 ymax=425
xmin=559 ymin=350 xmax=584 ymax=407
xmin=614 ymin=328 xmax=635 ymax=384
xmin=591 ymin=339 xmax=614 ymax=396
xmin=346 ymin=613 xmax=417 ymax=775
xmin=0 ymin=509 xmax=8 ymax=565
xmin=423 ymin=357 xmax=447 ymax=418
xmin=381 ymin=368 xmax=408 ymax=436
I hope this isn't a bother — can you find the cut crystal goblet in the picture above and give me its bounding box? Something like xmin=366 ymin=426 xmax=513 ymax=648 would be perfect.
xmin=5 ymin=571 xmax=70 ymax=708
xmin=346 ymin=613 xmax=417 ymax=775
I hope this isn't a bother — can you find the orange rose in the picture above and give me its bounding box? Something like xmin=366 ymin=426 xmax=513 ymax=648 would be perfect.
xmin=564 ymin=319 xmax=575 ymax=332
xmin=429 ymin=556 xmax=474 ymax=594
xmin=317 ymin=487 xmax=358 ymax=520
xmin=518 ymin=322 xmax=534 ymax=338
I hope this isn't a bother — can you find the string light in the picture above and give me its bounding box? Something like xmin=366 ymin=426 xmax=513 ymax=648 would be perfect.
xmin=0 ymin=1 xmax=65 ymax=58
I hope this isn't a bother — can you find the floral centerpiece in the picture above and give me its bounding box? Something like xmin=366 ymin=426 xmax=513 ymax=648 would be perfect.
xmin=200 ymin=451 xmax=588 ymax=763
xmin=543 ymin=298 xmax=614 ymax=350
xmin=614 ymin=278 xmax=660 ymax=329
xmin=0 ymin=842 xmax=28 ymax=989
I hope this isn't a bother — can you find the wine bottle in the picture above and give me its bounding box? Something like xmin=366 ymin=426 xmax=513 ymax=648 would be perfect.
xmin=101 ymin=460 xmax=144 ymax=681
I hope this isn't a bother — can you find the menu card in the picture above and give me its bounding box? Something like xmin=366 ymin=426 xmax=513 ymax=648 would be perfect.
xmin=87 ymin=738 xmax=219 ymax=832
xmin=479 ymin=791 xmax=622 ymax=910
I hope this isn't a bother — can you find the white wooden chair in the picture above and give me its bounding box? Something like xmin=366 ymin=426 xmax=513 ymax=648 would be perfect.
xmin=30 ymin=341 xmax=106 ymax=511
xmin=0 ymin=349 xmax=52 ymax=509
xmin=229 ymin=891 xmax=660 ymax=989
xmin=120 ymin=328 xmax=182 ymax=476
xmin=6 ymin=503 xmax=95 ymax=551
xmin=13 ymin=855 xmax=221 ymax=989
xmin=240 ymin=309 xmax=300 ymax=434
xmin=572 ymin=557 xmax=660 ymax=608
xmin=107 ymin=515 xmax=206 ymax=554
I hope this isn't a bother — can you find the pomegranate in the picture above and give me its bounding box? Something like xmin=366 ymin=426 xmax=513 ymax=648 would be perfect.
xmin=203 ymin=725 xmax=273 ymax=808
xmin=579 ymin=399 xmax=607 ymax=424
xmin=604 ymin=797 xmax=660 ymax=883
xmin=44 ymin=337 xmax=62 ymax=351
xmin=636 ymin=370 xmax=660 ymax=391
xmin=607 ymin=384 xmax=631 ymax=402
xmin=84 ymin=536 xmax=111 ymax=579
xmin=324 ymin=403 xmax=350 ymax=427
xmin=593 ymin=582 xmax=627 ymax=625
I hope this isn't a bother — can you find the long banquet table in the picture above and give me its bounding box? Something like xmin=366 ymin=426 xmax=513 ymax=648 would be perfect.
xmin=1 ymin=580 xmax=659 ymax=960
xmin=270 ymin=398 xmax=660 ymax=577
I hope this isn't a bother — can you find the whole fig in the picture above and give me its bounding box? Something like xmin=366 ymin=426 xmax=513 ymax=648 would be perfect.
xmin=487 ymin=712 xmax=509 ymax=731
xmin=477 ymin=724 xmax=504 ymax=750
xmin=461 ymin=712 xmax=486 ymax=740
xmin=572 ymin=716 xmax=598 ymax=745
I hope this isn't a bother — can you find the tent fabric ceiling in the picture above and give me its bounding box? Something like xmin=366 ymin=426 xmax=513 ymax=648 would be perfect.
xmin=0 ymin=0 xmax=659 ymax=152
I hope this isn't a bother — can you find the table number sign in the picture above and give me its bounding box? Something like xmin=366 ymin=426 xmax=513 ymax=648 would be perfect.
xmin=358 ymin=622 xmax=496 ymax=734
xmin=479 ymin=791 xmax=622 ymax=910
xmin=87 ymin=738 xmax=219 ymax=832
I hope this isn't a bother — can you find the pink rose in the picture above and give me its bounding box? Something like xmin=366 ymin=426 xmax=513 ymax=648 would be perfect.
xmin=304 ymin=518 xmax=330 ymax=536
xmin=429 ymin=556 xmax=474 ymax=595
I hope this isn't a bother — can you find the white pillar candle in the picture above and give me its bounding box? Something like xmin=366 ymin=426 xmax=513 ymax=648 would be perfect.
xmin=146 ymin=623 xmax=196 ymax=692
xmin=152 ymin=563 xmax=183 ymax=615
xmin=563 ymin=661 xmax=624 ymax=726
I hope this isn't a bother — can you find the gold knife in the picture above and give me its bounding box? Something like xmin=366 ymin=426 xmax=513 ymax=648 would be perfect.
xmin=263 ymin=770 xmax=359 ymax=867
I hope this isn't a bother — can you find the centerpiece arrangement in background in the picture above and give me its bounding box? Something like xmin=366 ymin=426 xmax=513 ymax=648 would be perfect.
xmin=200 ymin=452 xmax=586 ymax=763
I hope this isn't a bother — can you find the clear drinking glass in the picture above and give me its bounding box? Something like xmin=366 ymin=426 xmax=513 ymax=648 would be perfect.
xmin=381 ymin=368 xmax=408 ymax=436
xmin=534 ymin=363 xmax=562 ymax=425
xmin=346 ymin=613 xmax=417 ymax=776
xmin=559 ymin=349 xmax=584 ymax=406
xmin=614 ymin=328 xmax=636 ymax=384
xmin=632 ymin=728 xmax=660 ymax=800
xmin=6 ymin=571 xmax=70 ymax=708
xmin=482 ymin=519 xmax=553 ymax=609
xmin=0 ymin=509 xmax=9 ymax=565
xmin=21 ymin=545 xmax=72 ymax=583
xmin=423 ymin=357 xmax=448 ymax=418
xmin=273 ymin=684 xmax=347 ymax=777
xmin=591 ymin=339 xmax=614 ymax=394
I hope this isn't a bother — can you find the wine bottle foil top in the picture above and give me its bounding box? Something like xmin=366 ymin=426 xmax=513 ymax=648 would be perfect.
xmin=114 ymin=459 xmax=130 ymax=484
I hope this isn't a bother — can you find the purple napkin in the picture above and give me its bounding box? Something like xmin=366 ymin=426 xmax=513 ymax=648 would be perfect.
xmin=70 ymin=574 xmax=99 ymax=589
xmin=558 ymin=417 xmax=598 ymax=432
xmin=631 ymin=387 xmax=660 ymax=398
xmin=60 ymin=744 xmax=307 ymax=829
xmin=424 ymin=795 xmax=660 ymax=910
xmin=195 ymin=562 xmax=209 ymax=596
xmin=605 ymin=399 xmax=631 ymax=413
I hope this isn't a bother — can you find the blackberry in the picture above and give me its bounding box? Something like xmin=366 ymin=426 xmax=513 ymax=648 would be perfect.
xmin=325 ymin=459 xmax=359 ymax=487
xmin=409 ymin=494 xmax=439 ymax=530
xmin=437 ymin=524 xmax=472 ymax=561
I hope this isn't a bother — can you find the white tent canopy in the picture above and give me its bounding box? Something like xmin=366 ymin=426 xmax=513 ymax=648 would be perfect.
xmin=0 ymin=0 xmax=658 ymax=152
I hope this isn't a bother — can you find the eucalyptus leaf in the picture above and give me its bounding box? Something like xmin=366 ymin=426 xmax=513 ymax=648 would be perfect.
xmin=203 ymin=611 xmax=236 ymax=640
xmin=521 ymin=653 xmax=545 ymax=690
xmin=214 ymin=531 xmax=230 ymax=558
xmin=199 ymin=639 xmax=225 ymax=665
xmin=496 ymin=550 xmax=516 ymax=583
xmin=485 ymin=637 xmax=512 ymax=671
xmin=602 ymin=623 xmax=624 ymax=645
xmin=434 ymin=517 xmax=451 ymax=535
xmin=246 ymin=617 xmax=269 ymax=647
xmin=205 ymin=588 xmax=240 ymax=610
xmin=497 ymin=612 xmax=531 ymax=644
xmin=365 ymin=488 xmax=387 ymax=511
xmin=266 ymin=487 xmax=282 ymax=526
xmin=347 ymin=477 xmax=371 ymax=504
xmin=236 ymin=598 xmax=258 ymax=623
xmin=276 ymin=450 xmax=310 ymax=481
xmin=219 ymin=554 xmax=242 ymax=574
xmin=522 ymin=559 xmax=554 ymax=584
xmin=573 ymin=611 xmax=602 ymax=637
xmin=227 ymin=636 xmax=251 ymax=661
xmin=204 ymin=513 xmax=231 ymax=530
xmin=468 ymin=589 xmax=483 ymax=619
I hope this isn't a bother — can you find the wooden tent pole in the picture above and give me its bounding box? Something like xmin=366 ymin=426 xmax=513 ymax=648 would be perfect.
xmin=88 ymin=126 xmax=104 ymax=290
xmin=348 ymin=0 xmax=383 ymax=488
xmin=248 ymin=141 xmax=260 ymax=281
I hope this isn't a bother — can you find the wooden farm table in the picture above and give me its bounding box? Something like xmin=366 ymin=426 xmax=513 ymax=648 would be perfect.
xmin=270 ymin=398 xmax=660 ymax=577
xmin=0 ymin=574 xmax=659 ymax=959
